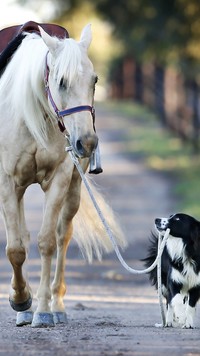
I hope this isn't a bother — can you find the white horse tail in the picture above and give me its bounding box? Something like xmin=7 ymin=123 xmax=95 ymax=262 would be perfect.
xmin=73 ymin=178 xmax=127 ymax=263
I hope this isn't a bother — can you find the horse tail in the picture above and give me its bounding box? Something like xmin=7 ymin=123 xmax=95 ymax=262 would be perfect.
xmin=73 ymin=178 xmax=127 ymax=263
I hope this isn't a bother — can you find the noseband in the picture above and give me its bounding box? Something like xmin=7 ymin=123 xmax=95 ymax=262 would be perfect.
xmin=44 ymin=52 xmax=95 ymax=133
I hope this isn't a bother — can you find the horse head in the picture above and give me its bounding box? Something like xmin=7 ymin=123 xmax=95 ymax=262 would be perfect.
xmin=40 ymin=24 xmax=98 ymax=158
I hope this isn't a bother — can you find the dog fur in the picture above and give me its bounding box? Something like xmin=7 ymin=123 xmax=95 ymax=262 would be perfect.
xmin=143 ymin=213 xmax=200 ymax=328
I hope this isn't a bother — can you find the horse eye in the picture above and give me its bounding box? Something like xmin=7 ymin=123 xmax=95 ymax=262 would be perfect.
xmin=94 ymin=76 xmax=98 ymax=84
xmin=59 ymin=77 xmax=67 ymax=90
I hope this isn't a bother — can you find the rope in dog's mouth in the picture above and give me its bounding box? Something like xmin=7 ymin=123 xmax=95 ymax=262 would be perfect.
xmin=66 ymin=144 xmax=170 ymax=327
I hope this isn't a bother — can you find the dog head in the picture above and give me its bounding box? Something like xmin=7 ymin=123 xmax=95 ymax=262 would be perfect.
xmin=155 ymin=213 xmax=200 ymax=241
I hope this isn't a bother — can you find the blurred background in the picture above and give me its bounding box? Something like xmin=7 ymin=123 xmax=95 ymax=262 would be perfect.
xmin=1 ymin=0 xmax=200 ymax=216
xmin=2 ymin=0 xmax=200 ymax=147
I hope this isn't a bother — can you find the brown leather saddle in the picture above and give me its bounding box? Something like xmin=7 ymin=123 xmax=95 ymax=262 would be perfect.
xmin=0 ymin=20 xmax=69 ymax=53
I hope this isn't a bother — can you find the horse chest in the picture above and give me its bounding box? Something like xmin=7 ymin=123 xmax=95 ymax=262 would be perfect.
xmin=12 ymin=146 xmax=66 ymax=188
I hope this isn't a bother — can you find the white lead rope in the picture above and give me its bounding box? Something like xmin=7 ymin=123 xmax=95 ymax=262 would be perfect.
xmin=66 ymin=145 xmax=169 ymax=326
xmin=157 ymin=232 xmax=166 ymax=326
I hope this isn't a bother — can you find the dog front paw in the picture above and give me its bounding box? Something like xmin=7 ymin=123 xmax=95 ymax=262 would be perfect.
xmin=182 ymin=321 xmax=194 ymax=329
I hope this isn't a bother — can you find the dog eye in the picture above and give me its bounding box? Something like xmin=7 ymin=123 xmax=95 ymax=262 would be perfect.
xmin=175 ymin=217 xmax=180 ymax=221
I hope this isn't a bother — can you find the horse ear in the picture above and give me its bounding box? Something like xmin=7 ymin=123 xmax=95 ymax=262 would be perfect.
xmin=38 ymin=26 xmax=58 ymax=54
xmin=79 ymin=24 xmax=92 ymax=50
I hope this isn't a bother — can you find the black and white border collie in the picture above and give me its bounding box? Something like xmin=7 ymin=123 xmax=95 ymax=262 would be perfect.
xmin=144 ymin=213 xmax=200 ymax=328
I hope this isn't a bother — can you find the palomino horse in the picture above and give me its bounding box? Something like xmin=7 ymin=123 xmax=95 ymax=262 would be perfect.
xmin=0 ymin=22 xmax=126 ymax=327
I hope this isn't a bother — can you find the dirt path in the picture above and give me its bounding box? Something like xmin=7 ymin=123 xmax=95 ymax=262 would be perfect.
xmin=0 ymin=104 xmax=200 ymax=356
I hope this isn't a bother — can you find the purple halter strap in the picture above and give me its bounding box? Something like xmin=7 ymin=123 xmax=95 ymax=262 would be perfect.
xmin=44 ymin=52 xmax=95 ymax=133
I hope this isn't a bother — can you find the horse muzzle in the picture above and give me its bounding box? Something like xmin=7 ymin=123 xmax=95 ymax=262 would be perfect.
xmin=66 ymin=133 xmax=103 ymax=174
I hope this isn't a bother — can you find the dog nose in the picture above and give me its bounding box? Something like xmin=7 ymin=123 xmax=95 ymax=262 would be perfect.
xmin=155 ymin=218 xmax=161 ymax=225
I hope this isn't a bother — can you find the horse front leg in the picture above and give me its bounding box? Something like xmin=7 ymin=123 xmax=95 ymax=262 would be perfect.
xmin=51 ymin=178 xmax=81 ymax=324
xmin=51 ymin=220 xmax=73 ymax=324
xmin=32 ymin=164 xmax=73 ymax=328
xmin=0 ymin=184 xmax=32 ymax=314
xmin=15 ymin=199 xmax=34 ymax=326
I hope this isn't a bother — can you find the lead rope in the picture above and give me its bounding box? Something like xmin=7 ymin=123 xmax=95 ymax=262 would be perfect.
xmin=65 ymin=143 xmax=169 ymax=326
xmin=157 ymin=232 xmax=166 ymax=326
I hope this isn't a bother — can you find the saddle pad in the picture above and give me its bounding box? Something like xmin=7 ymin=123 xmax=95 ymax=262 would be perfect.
xmin=0 ymin=20 xmax=69 ymax=53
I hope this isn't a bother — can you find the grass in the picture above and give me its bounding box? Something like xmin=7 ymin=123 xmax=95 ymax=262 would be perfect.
xmin=99 ymin=100 xmax=200 ymax=218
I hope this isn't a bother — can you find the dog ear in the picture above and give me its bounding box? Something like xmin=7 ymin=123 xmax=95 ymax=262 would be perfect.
xmin=190 ymin=225 xmax=200 ymax=250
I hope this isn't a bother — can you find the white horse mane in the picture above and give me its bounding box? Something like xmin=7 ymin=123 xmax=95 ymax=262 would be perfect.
xmin=0 ymin=32 xmax=82 ymax=147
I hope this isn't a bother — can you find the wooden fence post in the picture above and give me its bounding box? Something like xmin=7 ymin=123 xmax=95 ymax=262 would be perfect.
xmin=190 ymin=80 xmax=200 ymax=151
xmin=154 ymin=65 xmax=165 ymax=125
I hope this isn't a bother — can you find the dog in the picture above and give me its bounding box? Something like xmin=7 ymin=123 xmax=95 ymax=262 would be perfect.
xmin=143 ymin=213 xmax=200 ymax=328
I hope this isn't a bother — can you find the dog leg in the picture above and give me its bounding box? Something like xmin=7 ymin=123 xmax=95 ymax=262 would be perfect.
xmin=165 ymin=303 xmax=173 ymax=327
xmin=183 ymin=305 xmax=195 ymax=328
xmin=171 ymin=293 xmax=186 ymax=327
xmin=183 ymin=288 xmax=199 ymax=328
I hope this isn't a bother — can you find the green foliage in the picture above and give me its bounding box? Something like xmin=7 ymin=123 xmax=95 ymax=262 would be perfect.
xmin=17 ymin=0 xmax=200 ymax=74
xmin=95 ymin=0 xmax=200 ymax=74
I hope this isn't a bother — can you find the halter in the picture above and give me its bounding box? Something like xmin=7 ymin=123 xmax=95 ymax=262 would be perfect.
xmin=44 ymin=52 xmax=95 ymax=133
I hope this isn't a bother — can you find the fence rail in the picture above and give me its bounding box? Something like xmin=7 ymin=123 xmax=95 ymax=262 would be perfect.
xmin=109 ymin=57 xmax=200 ymax=151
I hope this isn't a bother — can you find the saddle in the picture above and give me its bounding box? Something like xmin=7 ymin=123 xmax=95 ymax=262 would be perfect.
xmin=0 ymin=20 xmax=69 ymax=53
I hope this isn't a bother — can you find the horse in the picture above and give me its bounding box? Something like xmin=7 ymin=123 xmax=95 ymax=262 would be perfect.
xmin=0 ymin=22 xmax=126 ymax=327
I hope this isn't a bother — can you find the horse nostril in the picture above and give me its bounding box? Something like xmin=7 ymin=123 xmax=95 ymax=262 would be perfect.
xmin=76 ymin=135 xmax=98 ymax=157
xmin=76 ymin=139 xmax=85 ymax=156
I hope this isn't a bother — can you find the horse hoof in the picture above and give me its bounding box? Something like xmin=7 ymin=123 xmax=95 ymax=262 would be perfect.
xmin=53 ymin=312 xmax=67 ymax=324
xmin=16 ymin=311 xmax=33 ymax=326
xmin=31 ymin=312 xmax=55 ymax=328
xmin=9 ymin=294 xmax=32 ymax=312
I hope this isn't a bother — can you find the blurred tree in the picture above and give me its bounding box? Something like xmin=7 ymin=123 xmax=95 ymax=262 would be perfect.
xmin=57 ymin=1 xmax=123 ymax=82
xmin=95 ymin=0 xmax=200 ymax=67
xmin=17 ymin=0 xmax=200 ymax=75
xmin=16 ymin=0 xmax=122 ymax=84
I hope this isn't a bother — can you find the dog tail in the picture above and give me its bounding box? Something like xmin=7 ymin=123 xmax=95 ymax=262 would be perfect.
xmin=142 ymin=232 xmax=159 ymax=289
xmin=142 ymin=232 xmax=170 ymax=296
